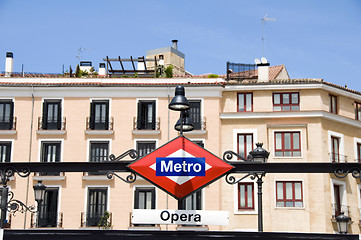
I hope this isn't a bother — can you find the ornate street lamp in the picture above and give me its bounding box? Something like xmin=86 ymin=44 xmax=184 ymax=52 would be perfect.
xmin=249 ymin=143 xmax=270 ymax=163
xmin=174 ymin=110 xmax=194 ymax=132
xmin=336 ymin=212 xmax=351 ymax=234
xmin=33 ymin=180 xmax=46 ymax=204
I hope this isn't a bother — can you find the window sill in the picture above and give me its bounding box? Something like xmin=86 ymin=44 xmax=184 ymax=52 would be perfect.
xmin=0 ymin=130 xmax=16 ymax=135
xmin=132 ymin=130 xmax=160 ymax=136
xmin=37 ymin=130 xmax=66 ymax=135
xmin=183 ymin=130 xmax=207 ymax=136
xmin=234 ymin=210 xmax=257 ymax=215
xmin=34 ymin=175 xmax=66 ymax=181
xmin=275 ymin=207 xmax=305 ymax=210
xmin=85 ymin=130 xmax=114 ymax=135
xmin=82 ymin=175 xmax=112 ymax=181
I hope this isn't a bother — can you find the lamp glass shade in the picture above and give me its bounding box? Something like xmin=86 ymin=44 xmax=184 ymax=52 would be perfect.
xmin=169 ymin=86 xmax=190 ymax=111
xmin=174 ymin=111 xmax=194 ymax=132
xmin=33 ymin=180 xmax=46 ymax=202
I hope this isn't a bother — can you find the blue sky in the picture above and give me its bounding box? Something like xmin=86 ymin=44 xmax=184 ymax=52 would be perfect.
xmin=0 ymin=0 xmax=360 ymax=91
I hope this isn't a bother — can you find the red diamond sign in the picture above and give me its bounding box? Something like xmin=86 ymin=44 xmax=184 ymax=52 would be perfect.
xmin=128 ymin=136 xmax=234 ymax=200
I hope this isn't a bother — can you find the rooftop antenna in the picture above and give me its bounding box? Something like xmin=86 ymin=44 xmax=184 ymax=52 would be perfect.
xmin=261 ymin=14 xmax=276 ymax=56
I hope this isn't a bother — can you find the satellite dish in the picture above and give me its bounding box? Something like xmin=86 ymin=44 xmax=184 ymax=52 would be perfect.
xmin=261 ymin=57 xmax=268 ymax=64
xmin=255 ymin=58 xmax=261 ymax=64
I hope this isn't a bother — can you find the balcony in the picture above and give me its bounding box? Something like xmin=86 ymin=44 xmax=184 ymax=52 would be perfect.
xmin=34 ymin=172 xmax=66 ymax=181
xmin=332 ymin=204 xmax=350 ymax=220
xmin=184 ymin=117 xmax=207 ymax=136
xmin=30 ymin=212 xmax=63 ymax=228
xmin=85 ymin=117 xmax=114 ymax=135
xmin=329 ymin=153 xmax=348 ymax=163
xmin=0 ymin=117 xmax=17 ymax=135
xmin=37 ymin=117 xmax=66 ymax=135
xmin=81 ymin=212 xmax=112 ymax=228
xmin=132 ymin=117 xmax=160 ymax=136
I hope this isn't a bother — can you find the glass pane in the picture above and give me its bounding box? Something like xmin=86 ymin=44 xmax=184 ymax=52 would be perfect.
xmin=286 ymin=201 xmax=294 ymax=207
xmin=239 ymin=185 xmax=245 ymax=208
xmin=293 ymin=151 xmax=301 ymax=157
xmin=284 ymin=151 xmax=292 ymax=157
xmin=238 ymin=135 xmax=245 ymax=157
xmin=282 ymin=106 xmax=291 ymax=111
xmin=283 ymin=94 xmax=290 ymax=104
xmin=277 ymin=182 xmax=283 ymax=199
xmin=284 ymin=133 xmax=291 ymax=149
xmin=295 ymin=183 xmax=302 ymax=199
xmin=275 ymin=151 xmax=283 ymax=157
xmin=291 ymin=93 xmax=299 ymax=104
xmin=273 ymin=106 xmax=282 ymax=111
xmin=238 ymin=94 xmax=244 ymax=111
xmin=246 ymin=135 xmax=253 ymax=157
xmin=295 ymin=201 xmax=303 ymax=207
xmin=147 ymin=104 xmax=153 ymax=123
xmin=247 ymin=185 xmax=253 ymax=208
xmin=246 ymin=94 xmax=252 ymax=111
xmin=139 ymin=192 xmax=145 ymax=209
xmin=0 ymin=105 xmax=3 ymax=119
xmin=274 ymin=94 xmax=280 ymax=104
xmin=95 ymin=105 xmax=100 ymax=122
xmin=291 ymin=106 xmax=300 ymax=111
xmin=276 ymin=201 xmax=284 ymax=207
xmin=293 ymin=133 xmax=300 ymax=149
xmin=286 ymin=183 xmax=293 ymax=199
xmin=146 ymin=192 xmax=152 ymax=209
xmin=275 ymin=133 xmax=282 ymax=150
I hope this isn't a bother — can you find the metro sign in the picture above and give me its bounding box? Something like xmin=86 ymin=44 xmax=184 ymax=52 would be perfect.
xmin=128 ymin=136 xmax=234 ymax=199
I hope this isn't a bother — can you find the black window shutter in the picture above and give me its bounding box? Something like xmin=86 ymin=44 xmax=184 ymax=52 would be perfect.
xmin=105 ymin=101 xmax=109 ymax=130
xmin=151 ymin=101 xmax=156 ymax=130
xmin=9 ymin=101 xmax=14 ymax=130
xmin=42 ymin=101 xmax=48 ymax=130
xmin=90 ymin=102 xmax=95 ymax=130
xmin=57 ymin=101 xmax=62 ymax=130
xmin=137 ymin=102 xmax=142 ymax=130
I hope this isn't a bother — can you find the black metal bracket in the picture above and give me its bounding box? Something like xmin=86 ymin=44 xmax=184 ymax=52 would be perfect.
xmin=225 ymin=171 xmax=265 ymax=185
xmin=106 ymin=149 xmax=139 ymax=183
xmin=334 ymin=167 xmax=361 ymax=181
xmin=223 ymin=150 xmax=252 ymax=162
xmin=7 ymin=191 xmax=36 ymax=215
xmin=0 ymin=167 xmax=31 ymax=186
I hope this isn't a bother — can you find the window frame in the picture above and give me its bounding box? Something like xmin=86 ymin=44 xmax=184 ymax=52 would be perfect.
xmin=237 ymin=133 xmax=253 ymax=160
xmin=0 ymin=99 xmax=14 ymax=130
xmin=274 ymin=131 xmax=301 ymax=158
xmin=238 ymin=182 xmax=254 ymax=210
xmin=0 ymin=141 xmax=12 ymax=163
xmin=86 ymin=187 xmax=109 ymax=227
xmin=37 ymin=187 xmax=59 ymax=228
xmin=237 ymin=93 xmax=253 ymax=112
xmin=355 ymin=102 xmax=361 ymax=121
xmin=42 ymin=99 xmax=62 ymax=130
xmin=137 ymin=100 xmax=156 ymax=130
xmin=136 ymin=141 xmax=156 ymax=158
xmin=133 ymin=186 xmax=156 ymax=210
xmin=188 ymin=100 xmax=202 ymax=130
xmin=329 ymin=94 xmax=338 ymax=114
xmin=275 ymin=181 xmax=303 ymax=208
xmin=273 ymin=92 xmax=300 ymax=112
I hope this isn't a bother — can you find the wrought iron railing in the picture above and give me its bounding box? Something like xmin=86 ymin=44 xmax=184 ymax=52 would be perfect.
xmin=0 ymin=117 xmax=17 ymax=130
xmin=86 ymin=117 xmax=114 ymax=131
xmin=193 ymin=117 xmax=206 ymax=131
xmin=30 ymin=212 xmax=63 ymax=228
xmin=332 ymin=204 xmax=349 ymax=219
xmin=133 ymin=117 xmax=160 ymax=131
xmin=329 ymin=153 xmax=348 ymax=163
xmin=81 ymin=212 xmax=112 ymax=228
xmin=38 ymin=117 xmax=66 ymax=131
xmin=226 ymin=62 xmax=257 ymax=81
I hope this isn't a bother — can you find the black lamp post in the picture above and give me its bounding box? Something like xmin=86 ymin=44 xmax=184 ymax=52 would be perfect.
xmin=336 ymin=212 xmax=351 ymax=234
xmin=223 ymin=142 xmax=269 ymax=232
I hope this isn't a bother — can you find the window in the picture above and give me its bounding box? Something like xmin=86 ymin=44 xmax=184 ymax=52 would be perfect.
xmin=179 ymin=191 xmax=202 ymax=210
xmin=238 ymin=93 xmax=253 ymax=112
xmin=333 ymin=184 xmax=342 ymax=217
xmin=0 ymin=142 xmax=11 ymax=163
xmin=330 ymin=95 xmax=337 ymax=114
xmin=137 ymin=101 xmax=156 ymax=130
xmin=41 ymin=142 xmax=61 ymax=175
xmin=193 ymin=140 xmax=204 ymax=148
xmin=90 ymin=100 xmax=109 ymax=130
xmin=276 ymin=181 xmax=303 ymax=207
xmin=238 ymin=133 xmax=253 ymax=159
xmin=134 ymin=187 xmax=155 ymax=209
xmin=42 ymin=100 xmax=62 ymax=130
xmin=238 ymin=182 xmax=254 ymax=210
xmin=331 ymin=136 xmax=340 ymax=162
xmin=355 ymin=102 xmax=361 ymax=121
xmin=274 ymin=132 xmax=301 ymax=157
xmin=357 ymin=143 xmax=361 ymax=162
xmin=37 ymin=188 xmax=59 ymax=228
xmin=87 ymin=188 xmax=107 ymax=227
xmin=0 ymin=100 xmax=14 ymax=130
xmin=273 ymin=93 xmax=299 ymax=111
xmin=89 ymin=142 xmax=109 ymax=175
xmin=137 ymin=141 xmax=156 ymax=157
xmin=189 ymin=100 xmax=202 ymax=130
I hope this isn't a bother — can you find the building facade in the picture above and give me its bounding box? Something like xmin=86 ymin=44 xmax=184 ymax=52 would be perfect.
xmin=0 ymin=64 xmax=360 ymax=234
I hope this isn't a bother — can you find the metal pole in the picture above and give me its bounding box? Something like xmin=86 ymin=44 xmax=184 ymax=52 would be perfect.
xmin=0 ymin=187 xmax=9 ymax=228
xmin=257 ymin=174 xmax=264 ymax=232
xmin=180 ymin=111 xmax=184 ymax=136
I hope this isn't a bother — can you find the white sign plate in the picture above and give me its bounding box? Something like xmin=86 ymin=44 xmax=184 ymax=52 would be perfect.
xmin=132 ymin=209 xmax=229 ymax=226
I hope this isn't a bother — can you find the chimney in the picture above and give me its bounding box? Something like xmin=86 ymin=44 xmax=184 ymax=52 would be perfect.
xmin=256 ymin=57 xmax=270 ymax=82
xmin=172 ymin=40 xmax=178 ymax=50
xmin=99 ymin=63 xmax=106 ymax=76
xmin=5 ymin=52 xmax=13 ymax=78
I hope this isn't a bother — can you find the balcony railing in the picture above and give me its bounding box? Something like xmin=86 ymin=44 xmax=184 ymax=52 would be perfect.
xmin=332 ymin=204 xmax=350 ymax=219
xmin=30 ymin=212 xmax=63 ymax=228
xmin=38 ymin=117 xmax=66 ymax=131
xmin=81 ymin=212 xmax=112 ymax=228
xmin=329 ymin=153 xmax=348 ymax=163
xmin=193 ymin=117 xmax=206 ymax=131
xmin=86 ymin=117 xmax=114 ymax=131
xmin=0 ymin=117 xmax=17 ymax=130
xmin=133 ymin=117 xmax=160 ymax=131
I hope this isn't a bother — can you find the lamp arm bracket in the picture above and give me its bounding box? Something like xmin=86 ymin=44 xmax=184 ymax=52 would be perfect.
xmin=334 ymin=167 xmax=361 ymax=181
xmin=225 ymin=171 xmax=265 ymax=185
xmin=106 ymin=171 xmax=137 ymax=184
xmin=223 ymin=150 xmax=252 ymax=162
xmin=0 ymin=167 xmax=31 ymax=186
xmin=7 ymin=199 xmax=36 ymax=215
xmin=109 ymin=149 xmax=139 ymax=162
